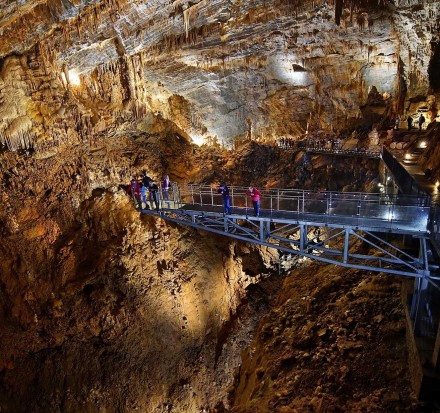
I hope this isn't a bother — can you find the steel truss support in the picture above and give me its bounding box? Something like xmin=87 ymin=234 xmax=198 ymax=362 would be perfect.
xmin=145 ymin=209 xmax=433 ymax=280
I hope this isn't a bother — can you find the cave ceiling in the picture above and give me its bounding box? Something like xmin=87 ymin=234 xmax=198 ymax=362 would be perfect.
xmin=0 ymin=0 xmax=439 ymax=150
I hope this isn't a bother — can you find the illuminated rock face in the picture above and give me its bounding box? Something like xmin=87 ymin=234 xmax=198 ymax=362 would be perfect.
xmin=0 ymin=138 xmax=281 ymax=412
xmin=0 ymin=0 xmax=439 ymax=150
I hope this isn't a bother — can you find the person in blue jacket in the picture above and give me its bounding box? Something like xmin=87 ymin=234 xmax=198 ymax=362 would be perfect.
xmin=217 ymin=182 xmax=231 ymax=214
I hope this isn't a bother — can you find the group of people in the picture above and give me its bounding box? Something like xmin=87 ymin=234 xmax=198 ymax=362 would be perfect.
xmin=399 ymin=114 xmax=426 ymax=131
xmin=279 ymin=137 xmax=296 ymax=148
xmin=411 ymin=114 xmax=425 ymax=131
xmin=278 ymin=136 xmax=342 ymax=151
xmin=217 ymin=183 xmax=261 ymax=217
xmin=127 ymin=171 xmax=171 ymax=211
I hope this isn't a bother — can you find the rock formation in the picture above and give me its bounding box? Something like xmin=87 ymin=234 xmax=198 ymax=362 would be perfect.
xmin=1 ymin=0 xmax=439 ymax=412
xmin=0 ymin=0 xmax=439 ymax=150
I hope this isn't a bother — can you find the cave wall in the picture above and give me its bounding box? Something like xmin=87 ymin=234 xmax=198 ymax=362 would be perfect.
xmin=0 ymin=143 xmax=280 ymax=412
xmin=0 ymin=0 xmax=439 ymax=150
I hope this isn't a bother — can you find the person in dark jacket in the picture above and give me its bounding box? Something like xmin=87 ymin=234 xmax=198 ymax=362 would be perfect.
xmin=246 ymin=186 xmax=261 ymax=217
xmin=418 ymin=114 xmax=426 ymax=131
xmin=407 ymin=115 xmax=413 ymax=130
xmin=142 ymin=170 xmax=152 ymax=187
xmin=217 ymin=182 xmax=231 ymax=214
xmin=148 ymin=181 xmax=160 ymax=211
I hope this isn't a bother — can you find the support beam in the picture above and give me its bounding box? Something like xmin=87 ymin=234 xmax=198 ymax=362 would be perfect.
xmin=343 ymin=229 xmax=350 ymax=264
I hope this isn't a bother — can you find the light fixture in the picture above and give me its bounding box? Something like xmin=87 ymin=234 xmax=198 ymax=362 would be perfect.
xmin=192 ymin=135 xmax=205 ymax=146
xmin=68 ymin=70 xmax=81 ymax=86
xmin=405 ymin=153 xmax=411 ymax=160
xmin=435 ymin=181 xmax=439 ymax=188
xmin=420 ymin=141 xmax=427 ymax=148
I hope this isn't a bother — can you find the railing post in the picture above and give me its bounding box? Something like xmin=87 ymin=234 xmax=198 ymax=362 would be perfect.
xmin=259 ymin=220 xmax=264 ymax=241
xmin=191 ymin=186 xmax=194 ymax=205
xmin=231 ymin=186 xmax=234 ymax=208
xmin=302 ymin=191 xmax=305 ymax=213
xmin=211 ymin=186 xmax=214 ymax=206
xmin=277 ymin=189 xmax=280 ymax=211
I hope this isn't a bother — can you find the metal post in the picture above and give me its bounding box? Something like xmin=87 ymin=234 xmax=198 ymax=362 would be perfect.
xmin=191 ymin=186 xmax=194 ymax=205
xmin=224 ymin=216 xmax=228 ymax=232
xmin=343 ymin=229 xmax=350 ymax=263
xmin=259 ymin=219 xmax=264 ymax=241
xmin=266 ymin=220 xmax=271 ymax=239
xmin=411 ymin=277 xmax=429 ymax=336
xmin=300 ymin=224 xmax=306 ymax=252
xmin=270 ymin=193 xmax=273 ymax=217
xmin=277 ymin=189 xmax=280 ymax=211
xmin=231 ymin=186 xmax=234 ymax=209
xmin=390 ymin=201 xmax=394 ymax=229
xmin=211 ymin=186 xmax=213 ymax=206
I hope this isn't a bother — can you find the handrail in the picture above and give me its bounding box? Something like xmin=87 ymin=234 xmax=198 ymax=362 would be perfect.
xmin=172 ymin=184 xmax=430 ymax=207
xmin=381 ymin=147 xmax=428 ymax=197
xmin=278 ymin=143 xmax=381 ymax=158
xmin=151 ymin=183 xmax=430 ymax=234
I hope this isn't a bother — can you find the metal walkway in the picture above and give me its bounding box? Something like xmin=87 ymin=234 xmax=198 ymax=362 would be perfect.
xmin=279 ymin=143 xmax=381 ymax=159
xmin=141 ymin=184 xmax=434 ymax=280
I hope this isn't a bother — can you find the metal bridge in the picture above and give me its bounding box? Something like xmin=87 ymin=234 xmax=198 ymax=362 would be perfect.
xmin=141 ymin=184 xmax=434 ymax=280
xmin=139 ymin=146 xmax=440 ymax=342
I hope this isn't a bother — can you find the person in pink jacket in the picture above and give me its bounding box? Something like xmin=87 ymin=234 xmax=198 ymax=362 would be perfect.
xmin=246 ymin=186 xmax=261 ymax=216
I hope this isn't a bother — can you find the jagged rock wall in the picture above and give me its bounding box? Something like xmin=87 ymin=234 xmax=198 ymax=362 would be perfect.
xmin=0 ymin=0 xmax=439 ymax=150
xmin=228 ymin=262 xmax=419 ymax=412
xmin=0 ymin=142 xmax=279 ymax=412
xmin=0 ymin=129 xmax=386 ymax=412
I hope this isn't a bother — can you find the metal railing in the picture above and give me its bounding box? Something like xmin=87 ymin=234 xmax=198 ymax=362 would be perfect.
xmin=278 ymin=142 xmax=381 ymax=158
xmin=155 ymin=184 xmax=430 ymax=234
xmin=381 ymin=147 xmax=428 ymax=196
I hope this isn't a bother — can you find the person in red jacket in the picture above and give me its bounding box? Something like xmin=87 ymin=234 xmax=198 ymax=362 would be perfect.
xmin=246 ymin=186 xmax=261 ymax=217
xmin=130 ymin=178 xmax=142 ymax=209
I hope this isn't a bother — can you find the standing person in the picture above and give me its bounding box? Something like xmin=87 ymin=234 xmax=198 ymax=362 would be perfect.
xmin=217 ymin=182 xmax=231 ymax=215
xmin=148 ymin=181 xmax=160 ymax=211
xmin=162 ymin=175 xmax=171 ymax=205
xmin=141 ymin=182 xmax=148 ymax=209
xmin=246 ymin=186 xmax=261 ymax=217
xmin=394 ymin=117 xmax=400 ymax=130
xmin=130 ymin=178 xmax=142 ymax=209
xmin=407 ymin=115 xmax=413 ymax=130
xmin=418 ymin=114 xmax=426 ymax=131
xmin=142 ymin=170 xmax=152 ymax=187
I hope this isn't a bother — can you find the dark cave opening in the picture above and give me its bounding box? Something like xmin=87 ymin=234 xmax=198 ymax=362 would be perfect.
xmin=429 ymin=42 xmax=440 ymax=92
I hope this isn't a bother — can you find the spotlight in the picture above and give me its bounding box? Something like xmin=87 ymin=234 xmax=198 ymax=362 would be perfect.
xmin=420 ymin=141 xmax=427 ymax=148
xmin=68 ymin=70 xmax=81 ymax=86
xmin=405 ymin=153 xmax=411 ymax=160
